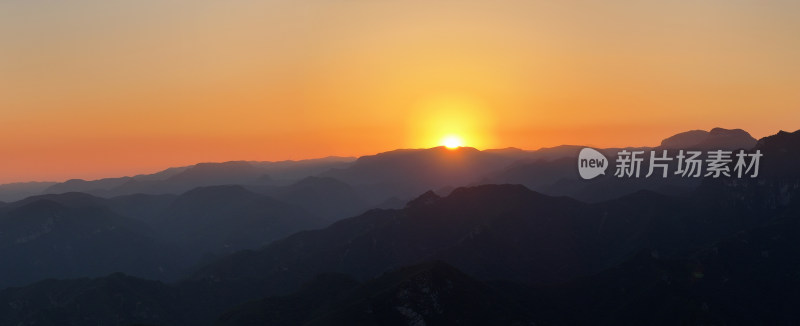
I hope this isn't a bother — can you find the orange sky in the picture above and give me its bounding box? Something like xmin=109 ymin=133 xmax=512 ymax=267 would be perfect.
xmin=1 ymin=0 xmax=799 ymax=183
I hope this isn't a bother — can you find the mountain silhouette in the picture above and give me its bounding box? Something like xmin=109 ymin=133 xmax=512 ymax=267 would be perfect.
xmin=164 ymin=161 xmax=267 ymax=189
xmin=158 ymin=185 xmax=327 ymax=256
xmin=18 ymin=157 xmax=355 ymax=200
xmin=263 ymin=176 xmax=367 ymax=221
xmin=0 ymin=186 xmax=339 ymax=287
xmin=659 ymin=127 xmax=757 ymax=150
xmin=0 ymin=128 xmax=767 ymax=205
xmin=6 ymin=191 xmax=109 ymax=209
xmin=0 ymin=182 xmax=57 ymax=202
xmin=319 ymin=146 xmax=527 ymax=204
xmin=753 ymin=129 xmax=800 ymax=177
xmin=0 ymin=199 xmax=187 ymax=288
xmin=43 ymin=177 xmax=132 ymax=196
xmin=190 ymin=183 xmax=753 ymax=294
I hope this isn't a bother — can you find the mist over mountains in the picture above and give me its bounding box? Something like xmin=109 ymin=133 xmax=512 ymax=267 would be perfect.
xmin=0 ymin=127 xmax=797 ymax=325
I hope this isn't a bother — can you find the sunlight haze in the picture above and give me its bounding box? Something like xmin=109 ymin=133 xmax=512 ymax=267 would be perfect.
xmin=1 ymin=0 xmax=799 ymax=182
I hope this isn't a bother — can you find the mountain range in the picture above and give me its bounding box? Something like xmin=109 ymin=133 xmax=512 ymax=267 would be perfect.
xmin=0 ymin=127 xmax=759 ymax=206
xmin=0 ymin=127 xmax=795 ymax=325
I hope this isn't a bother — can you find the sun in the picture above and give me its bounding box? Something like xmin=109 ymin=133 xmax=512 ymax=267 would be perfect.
xmin=441 ymin=135 xmax=464 ymax=149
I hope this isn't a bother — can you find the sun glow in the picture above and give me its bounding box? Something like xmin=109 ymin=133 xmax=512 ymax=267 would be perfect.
xmin=442 ymin=135 xmax=464 ymax=149
xmin=409 ymin=95 xmax=496 ymax=150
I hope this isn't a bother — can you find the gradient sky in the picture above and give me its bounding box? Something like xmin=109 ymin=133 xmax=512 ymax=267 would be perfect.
xmin=1 ymin=0 xmax=799 ymax=183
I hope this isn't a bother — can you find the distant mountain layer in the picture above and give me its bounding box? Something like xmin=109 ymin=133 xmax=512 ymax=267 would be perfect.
xmin=158 ymin=185 xmax=326 ymax=255
xmin=0 ymin=182 xmax=57 ymax=203
xmin=0 ymin=199 xmax=189 ymax=288
xmin=0 ymin=179 xmax=366 ymax=288
xmin=9 ymin=157 xmax=355 ymax=201
xmin=659 ymin=127 xmax=757 ymax=150
xmin=0 ymin=127 xmax=767 ymax=205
